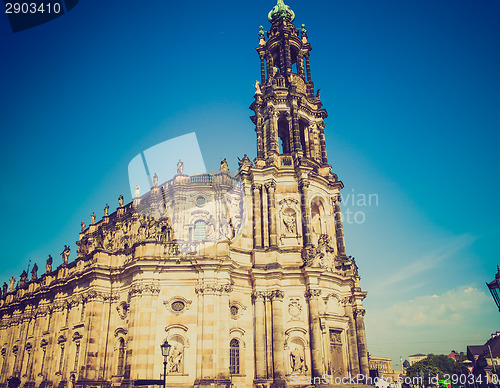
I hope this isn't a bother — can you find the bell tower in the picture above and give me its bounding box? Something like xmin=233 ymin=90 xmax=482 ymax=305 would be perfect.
xmin=238 ymin=1 xmax=370 ymax=386
xmin=251 ymin=0 xmax=329 ymax=169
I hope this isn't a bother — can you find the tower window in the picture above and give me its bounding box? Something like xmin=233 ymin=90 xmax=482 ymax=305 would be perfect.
xmin=117 ymin=338 xmax=125 ymax=375
xmin=193 ymin=220 xmax=207 ymax=241
xmin=278 ymin=118 xmax=290 ymax=154
xmin=229 ymin=339 xmax=240 ymax=374
xmin=299 ymin=120 xmax=308 ymax=152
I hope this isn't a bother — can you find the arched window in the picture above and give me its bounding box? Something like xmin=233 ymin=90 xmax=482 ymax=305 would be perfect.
xmin=193 ymin=220 xmax=206 ymax=241
xmin=117 ymin=338 xmax=125 ymax=375
xmin=229 ymin=339 xmax=240 ymax=374
xmin=311 ymin=198 xmax=325 ymax=235
xmin=299 ymin=120 xmax=308 ymax=153
xmin=278 ymin=118 xmax=290 ymax=154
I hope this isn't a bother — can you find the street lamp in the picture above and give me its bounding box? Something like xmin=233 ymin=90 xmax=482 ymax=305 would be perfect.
xmin=160 ymin=339 xmax=171 ymax=388
xmin=486 ymin=266 xmax=500 ymax=312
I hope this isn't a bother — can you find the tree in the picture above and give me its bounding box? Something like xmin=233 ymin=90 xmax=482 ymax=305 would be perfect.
xmin=406 ymin=354 xmax=460 ymax=384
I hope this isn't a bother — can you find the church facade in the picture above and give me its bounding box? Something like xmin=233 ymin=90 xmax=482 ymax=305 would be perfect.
xmin=0 ymin=1 xmax=369 ymax=387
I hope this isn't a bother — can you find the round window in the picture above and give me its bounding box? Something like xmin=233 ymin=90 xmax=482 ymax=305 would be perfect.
xmin=171 ymin=301 xmax=185 ymax=312
xmin=230 ymin=306 xmax=239 ymax=316
xmin=196 ymin=196 xmax=206 ymax=206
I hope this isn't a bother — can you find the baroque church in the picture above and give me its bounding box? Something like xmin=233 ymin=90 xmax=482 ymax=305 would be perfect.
xmin=0 ymin=1 xmax=369 ymax=387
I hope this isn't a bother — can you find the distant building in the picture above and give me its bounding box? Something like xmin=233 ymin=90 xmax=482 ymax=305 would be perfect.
xmin=369 ymin=355 xmax=401 ymax=382
xmin=467 ymin=332 xmax=500 ymax=378
xmin=408 ymin=354 xmax=427 ymax=366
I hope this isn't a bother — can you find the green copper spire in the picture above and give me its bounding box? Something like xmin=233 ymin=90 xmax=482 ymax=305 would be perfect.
xmin=268 ymin=0 xmax=295 ymax=23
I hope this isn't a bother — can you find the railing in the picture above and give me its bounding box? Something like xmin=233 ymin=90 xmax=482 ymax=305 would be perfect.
xmin=275 ymin=75 xmax=286 ymax=88
xmin=190 ymin=174 xmax=213 ymax=184
xmin=280 ymin=155 xmax=293 ymax=167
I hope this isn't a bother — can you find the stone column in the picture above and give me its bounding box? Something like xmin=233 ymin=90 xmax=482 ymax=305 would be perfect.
xmin=267 ymin=182 xmax=278 ymax=248
xmin=297 ymin=53 xmax=305 ymax=79
xmin=83 ymin=294 xmax=105 ymax=380
xmin=265 ymin=293 xmax=273 ymax=377
xmin=355 ymin=309 xmax=369 ymax=377
xmin=271 ymin=290 xmax=286 ymax=385
xmin=216 ymin=284 xmax=232 ymax=383
xmin=343 ymin=299 xmax=360 ymax=375
xmin=267 ymin=53 xmax=273 ymax=83
xmin=305 ymin=289 xmax=323 ymax=378
xmin=269 ymin=110 xmax=279 ymax=155
xmin=284 ymin=33 xmax=291 ymax=75
xmin=262 ymin=184 xmax=269 ymax=248
xmin=199 ymin=285 xmax=216 ymax=379
xmin=260 ymin=54 xmax=266 ymax=85
xmin=252 ymin=292 xmax=267 ymax=381
xmin=332 ymin=195 xmax=346 ymax=255
xmin=291 ymin=106 xmax=301 ymax=154
xmin=256 ymin=114 xmax=265 ymax=159
xmin=253 ymin=184 xmax=262 ymax=248
xmin=299 ymin=179 xmax=312 ymax=247
xmin=285 ymin=113 xmax=294 ymax=154
xmin=319 ymin=127 xmax=328 ymax=164
xmin=279 ymin=45 xmax=285 ymax=77
xmin=195 ymin=284 xmax=205 ymax=381
xmin=305 ymin=55 xmax=312 ymax=82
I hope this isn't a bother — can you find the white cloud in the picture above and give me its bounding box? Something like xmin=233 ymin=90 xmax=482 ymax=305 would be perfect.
xmin=387 ymin=286 xmax=488 ymax=327
xmin=365 ymin=285 xmax=498 ymax=367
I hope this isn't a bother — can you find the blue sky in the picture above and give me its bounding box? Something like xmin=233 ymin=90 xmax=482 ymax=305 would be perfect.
xmin=1 ymin=0 xmax=499 ymax=368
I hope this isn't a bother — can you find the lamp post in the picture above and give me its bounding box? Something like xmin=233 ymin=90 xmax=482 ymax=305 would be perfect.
xmin=160 ymin=339 xmax=171 ymax=388
xmin=486 ymin=266 xmax=500 ymax=312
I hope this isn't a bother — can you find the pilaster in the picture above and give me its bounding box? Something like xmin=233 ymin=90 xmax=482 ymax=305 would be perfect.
xmin=343 ymin=299 xmax=360 ymax=375
xmin=299 ymin=178 xmax=312 ymax=247
xmin=252 ymin=291 xmax=267 ymax=381
xmin=271 ymin=290 xmax=286 ymax=386
xmin=354 ymin=309 xmax=369 ymax=377
xmin=253 ymin=184 xmax=263 ymax=249
xmin=267 ymin=181 xmax=278 ymax=248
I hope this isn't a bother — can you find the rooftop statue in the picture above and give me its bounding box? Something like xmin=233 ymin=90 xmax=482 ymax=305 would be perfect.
xmin=46 ymin=254 xmax=53 ymax=273
xmin=61 ymin=245 xmax=70 ymax=265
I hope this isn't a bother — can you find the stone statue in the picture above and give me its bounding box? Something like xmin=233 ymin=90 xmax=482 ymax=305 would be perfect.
xmin=283 ymin=211 xmax=296 ymax=234
xmin=118 ymin=195 xmax=124 ymax=207
xmin=134 ymin=185 xmax=140 ymax=198
xmin=168 ymin=346 xmax=183 ymax=373
xmin=290 ymin=347 xmax=307 ymax=374
xmin=91 ymin=212 xmax=96 ymax=224
xmin=46 ymin=255 xmax=53 ymax=273
xmin=316 ymin=88 xmax=321 ymax=100
xmin=177 ymin=160 xmax=184 ymax=175
xmin=81 ymin=221 xmax=86 ymax=232
xmin=19 ymin=270 xmax=28 ymax=287
xmin=2 ymin=283 xmax=7 ymax=295
xmin=153 ymin=173 xmax=158 ymax=187
xmin=8 ymin=277 xmax=15 ymax=292
xmin=31 ymin=263 xmax=38 ymax=280
xmin=254 ymin=80 xmax=262 ymax=95
xmin=220 ymin=158 xmax=228 ymax=172
xmin=104 ymin=204 xmax=109 ymax=216
xmin=61 ymin=245 xmax=70 ymax=265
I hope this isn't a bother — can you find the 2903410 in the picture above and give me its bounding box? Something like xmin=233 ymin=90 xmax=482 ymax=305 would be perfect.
xmin=5 ymin=2 xmax=61 ymax=14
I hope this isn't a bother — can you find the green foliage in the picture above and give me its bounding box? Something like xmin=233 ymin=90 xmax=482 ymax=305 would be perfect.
xmin=406 ymin=354 xmax=460 ymax=383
